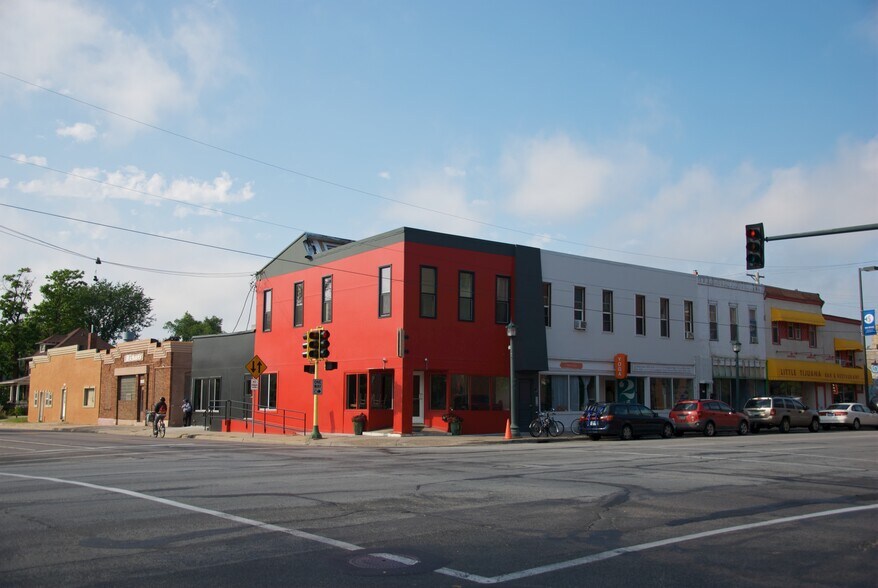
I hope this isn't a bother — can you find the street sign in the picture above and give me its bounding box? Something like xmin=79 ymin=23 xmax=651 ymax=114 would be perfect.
xmin=246 ymin=355 xmax=267 ymax=379
xmin=250 ymin=378 xmax=259 ymax=392
xmin=312 ymin=379 xmax=323 ymax=395
xmin=864 ymin=309 xmax=876 ymax=336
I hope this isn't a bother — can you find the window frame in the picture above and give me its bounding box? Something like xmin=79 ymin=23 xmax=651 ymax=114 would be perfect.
xmin=708 ymin=302 xmax=718 ymax=341
xmin=262 ymin=289 xmax=273 ymax=332
xmin=684 ymin=300 xmax=694 ymax=338
xmin=82 ymin=386 xmax=95 ymax=408
xmin=346 ymin=373 xmax=367 ymax=409
xmin=574 ymin=286 xmax=586 ymax=323
xmin=259 ymin=372 xmax=277 ymax=410
xmin=419 ymin=266 xmax=437 ymax=319
xmin=602 ymin=290 xmax=614 ymax=333
xmin=635 ymin=294 xmax=646 ymax=336
xmin=495 ymin=275 xmax=511 ymax=324
xmin=660 ymin=297 xmax=670 ymax=338
xmin=321 ymin=275 xmax=333 ymax=324
xmin=542 ymin=282 xmax=552 ymax=327
xmin=749 ymin=306 xmax=758 ymax=344
xmin=729 ymin=304 xmax=739 ymax=342
xmin=378 ymin=265 xmax=392 ymax=318
xmin=458 ymin=271 xmax=475 ymax=322
xmin=293 ymin=281 xmax=304 ymax=328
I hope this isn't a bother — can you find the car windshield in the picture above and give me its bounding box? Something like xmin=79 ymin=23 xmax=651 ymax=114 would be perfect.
xmin=825 ymin=404 xmax=849 ymax=410
xmin=672 ymin=402 xmax=698 ymax=411
xmin=744 ymin=399 xmax=770 ymax=409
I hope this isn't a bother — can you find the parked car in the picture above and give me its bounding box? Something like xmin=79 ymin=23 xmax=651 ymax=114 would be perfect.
xmin=669 ymin=399 xmax=749 ymax=437
xmin=743 ymin=396 xmax=820 ymax=433
xmin=817 ymin=403 xmax=878 ymax=431
xmin=584 ymin=403 xmax=675 ymax=441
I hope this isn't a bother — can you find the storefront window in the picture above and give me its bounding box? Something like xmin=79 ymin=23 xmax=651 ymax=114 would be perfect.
xmin=370 ymin=371 xmax=393 ymax=409
xmin=471 ymin=376 xmax=491 ymax=410
xmin=540 ymin=375 xmax=570 ymax=411
xmin=429 ymin=374 xmax=447 ymax=410
xmin=451 ymin=375 xmax=468 ymax=410
xmin=650 ymin=378 xmax=673 ymax=410
xmin=493 ymin=377 xmax=509 ymax=410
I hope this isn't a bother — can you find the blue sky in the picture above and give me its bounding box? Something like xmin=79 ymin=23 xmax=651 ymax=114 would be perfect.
xmin=0 ymin=0 xmax=876 ymax=338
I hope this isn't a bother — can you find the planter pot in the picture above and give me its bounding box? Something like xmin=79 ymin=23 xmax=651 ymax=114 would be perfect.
xmin=449 ymin=421 xmax=462 ymax=436
xmin=353 ymin=421 xmax=364 ymax=435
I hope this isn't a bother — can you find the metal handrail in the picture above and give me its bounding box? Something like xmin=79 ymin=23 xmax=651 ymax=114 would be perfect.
xmin=203 ymin=399 xmax=307 ymax=436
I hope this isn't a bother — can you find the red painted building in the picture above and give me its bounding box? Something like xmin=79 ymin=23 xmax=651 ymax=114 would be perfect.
xmin=252 ymin=228 xmax=547 ymax=435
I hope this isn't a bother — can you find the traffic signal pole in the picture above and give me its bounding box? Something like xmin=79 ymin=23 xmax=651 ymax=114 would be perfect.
xmin=310 ymin=356 xmax=322 ymax=440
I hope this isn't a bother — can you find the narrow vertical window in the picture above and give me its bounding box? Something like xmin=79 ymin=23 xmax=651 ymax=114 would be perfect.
xmin=495 ymin=276 xmax=510 ymax=324
xmin=420 ymin=266 xmax=437 ymax=318
xmin=543 ymin=282 xmax=552 ymax=327
xmin=262 ymin=289 xmax=272 ymax=332
xmin=293 ymin=282 xmax=304 ymax=327
xmin=808 ymin=326 xmax=817 ymax=347
xmin=684 ymin=300 xmax=694 ymax=338
xmin=635 ymin=294 xmax=646 ymax=335
xmin=602 ymin=290 xmax=614 ymax=332
xmin=574 ymin=286 xmax=586 ymax=325
xmin=749 ymin=307 xmax=758 ymax=343
xmin=660 ymin=298 xmax=670 ymax=338
xmin=772 ymin=322 xmax=780 ymax=344
xmin=378 ymin=266 xmax=392 ymax=318
xmin=321 ymin=276 xmax=333 ymax=323
xmin=259 ymin=373 xmax=277 ymax=410
xmin=729 ymin=304 xmax=739 ymax=342
xmin=459 ymin=271 xmax=474 ymax=321
xmin=708 ymin=302 xmax=718 ymax=341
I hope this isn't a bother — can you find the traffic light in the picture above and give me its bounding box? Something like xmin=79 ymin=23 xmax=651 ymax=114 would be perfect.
xmin=302 ymin=329 xmax=320 ymax=361
xmin=745 ymin=223 xmax=765 ymax=270
xmin=319 ymin=329 xmax=331 ymax=359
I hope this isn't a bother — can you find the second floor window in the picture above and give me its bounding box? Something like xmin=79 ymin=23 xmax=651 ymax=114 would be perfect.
xmin=574 ymin=286 xmax=586 ymax=323
xmin=709 ymin=303 xmax=718 ymax=341
xmin=379 ymin=266 xmax=391 ymax=318
xmin=293 ymin=282 xmax=304 ymax=327
xmin=543 ymin=282 xmax=552 ymax=327
xmin=321 ymin=276 xmax=333 ymax=323
xmin=749 ymin=307 xmax=758 ymax=343
xmin=420 ymin=266 xmax=437 ymax=318
xmin=809 ymin=326 xmax=817 ymax=347
xmin=262 ymin=289 xmax=272 ymax=332
xmin=635 ymin=294 xmax=646 ymax=335
xmin=602 ymin=290 xmax=614 ymax=332
xmin=729 ymin=305 xmax=739 ymax=342
xmin=459 ymin=271 xmax=474 ymax=321
xmin=684 ymin=300 xmax=694 ymax=338
xmin=495 ymin=276 xmax=510 ymax=324
xmin=660 ymin=298 xmax=670 ymax=338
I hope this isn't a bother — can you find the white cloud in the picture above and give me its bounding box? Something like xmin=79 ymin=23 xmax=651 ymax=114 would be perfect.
xmin=16 ymin=165 xmax=255 ymax=208
xmin=56 ymin=122 xmax=97 ymax=142
xmin=0 ymin=0 xmax=240 ymax=137
xmin=10 ymin=153 xmax=48 ymax=166
xmin=444 ymin=166 xmax=466 ymax=178
xmin=0 ymin=178 xmax=8 ymax=189
xmin=378 ymin=171 xmax=391 ymax=180
xmin=500 ymin=134 xmax=614 ymax=219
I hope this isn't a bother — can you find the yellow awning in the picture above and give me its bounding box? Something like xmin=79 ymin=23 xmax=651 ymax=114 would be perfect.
xmin=770 ymin=308 xmax=826 ymax=326
xmin=766 ymin=359 xmax=864 ymax=385
xmin=834 ymin=338 xmax=864 ymax=352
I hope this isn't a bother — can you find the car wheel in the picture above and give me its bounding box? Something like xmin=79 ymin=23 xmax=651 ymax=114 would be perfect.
xmin=736 ymin=420 xmax=749 ymax=435
xmin=809 ymin=418 xmax=820 ymax=433
xmin=661 ymin=423 xmax=674 ymax=438
xmin=779 ymin=418 xmax=791 ymax=433
xmin=703 ymin=421 xmax=716 ymax=437
xmin=620 ymin=425 xmax=633 ymax=441
xmin=850 ymin=419 xmax=861 ymax=431
xmin=588 ymin=434 xmax=601 ymax=441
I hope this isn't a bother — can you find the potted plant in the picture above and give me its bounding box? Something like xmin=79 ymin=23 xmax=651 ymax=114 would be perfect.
xmin=351 ymin=413 xmax=367 ymax=435
xmin=441 ymin=410 xmax=463 ymax=435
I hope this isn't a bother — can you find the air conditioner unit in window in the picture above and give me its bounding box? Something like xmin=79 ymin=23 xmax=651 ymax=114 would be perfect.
xmin=574 ymin=319 xmax=587 ymax=331
xmin=684 ymin=332 xmax=695 ymax=340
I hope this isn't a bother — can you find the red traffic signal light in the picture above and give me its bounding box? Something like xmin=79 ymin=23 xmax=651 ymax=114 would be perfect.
xmin=302 ymin=329 xmax=320 ymax=361
xmin=745 ymin=223 xmax=764 ymax=270
xmin=318 ymin=329 xmax=330 ymax=359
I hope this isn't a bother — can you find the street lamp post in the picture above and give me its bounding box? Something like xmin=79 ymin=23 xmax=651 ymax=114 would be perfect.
xmin=732 ymin=340 xmax=742 ymax=409
xmin=506 ymin=322 xmax=519 ymax=437
xmin=858 ymin=266 xmax=878 ymax=402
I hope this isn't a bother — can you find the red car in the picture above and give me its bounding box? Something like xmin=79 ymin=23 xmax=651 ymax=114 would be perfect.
xmin=669 ymin=400 xmax=750 ymax=437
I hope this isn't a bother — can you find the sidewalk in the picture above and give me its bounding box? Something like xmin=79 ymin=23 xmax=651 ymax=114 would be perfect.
xmin=0 ymin=420 xmax=583 ymax=447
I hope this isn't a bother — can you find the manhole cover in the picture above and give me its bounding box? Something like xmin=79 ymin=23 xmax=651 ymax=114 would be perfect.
xmin=349 ymin=552 xmax=420 ymax=570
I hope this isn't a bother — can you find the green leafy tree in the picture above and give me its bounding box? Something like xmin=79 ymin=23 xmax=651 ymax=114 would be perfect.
xmin=0 ymin=268 xmax=37 ymax=379
xmin=164 ymin=311 xmax=223 ymax=341
xmin=28 ymin=269 xmax=154 ymax=343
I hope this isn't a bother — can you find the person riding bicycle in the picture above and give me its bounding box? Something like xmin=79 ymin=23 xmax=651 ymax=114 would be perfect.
xmin=153 ymin=397 xmax=168 ymax=434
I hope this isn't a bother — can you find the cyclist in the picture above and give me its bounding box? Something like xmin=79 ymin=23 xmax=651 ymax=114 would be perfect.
xmin=153 ymin=396 xmax=168 ymax=435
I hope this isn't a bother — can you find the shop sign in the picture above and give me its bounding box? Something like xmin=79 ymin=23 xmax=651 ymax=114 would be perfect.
xmin=123 ymin=352 xmax=143 ymax=363
xmin=614 ymin=353 xmax=628 ymax=379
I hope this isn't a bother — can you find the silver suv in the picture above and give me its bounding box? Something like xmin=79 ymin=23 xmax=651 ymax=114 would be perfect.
xmin=743 ymin=396 xmax=820 ymax=433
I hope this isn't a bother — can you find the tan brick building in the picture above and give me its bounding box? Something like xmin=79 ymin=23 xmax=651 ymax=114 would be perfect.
xmin=28 ymin=345 xmax=104 ymax=424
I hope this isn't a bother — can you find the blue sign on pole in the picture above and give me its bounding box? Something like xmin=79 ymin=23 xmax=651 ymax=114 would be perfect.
xmin=864 ymin=309 xmax=876 ymax=336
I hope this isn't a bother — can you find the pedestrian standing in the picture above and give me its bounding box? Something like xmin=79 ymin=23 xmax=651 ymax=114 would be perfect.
xmin=182 ymin=398 xmax=193 ymax=426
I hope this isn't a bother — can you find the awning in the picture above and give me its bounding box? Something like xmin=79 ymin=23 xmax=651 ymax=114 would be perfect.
xmin=770 ymin=308 xmax=826 ymax=326
xmin=834 ymin=338 xmax=864 ymax=352
xmin=766 ymin=359 xmax=864 ymax=385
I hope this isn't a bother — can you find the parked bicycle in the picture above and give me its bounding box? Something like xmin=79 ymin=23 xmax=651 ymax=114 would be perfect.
xmin=529 ymin=410 xmax=564 ymax=437
xmin=571 ymin=403 xmax=600 ymax=435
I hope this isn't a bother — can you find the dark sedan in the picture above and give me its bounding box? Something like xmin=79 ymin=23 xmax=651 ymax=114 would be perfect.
xmin=585 ymin=402 xmax=675 ymax=441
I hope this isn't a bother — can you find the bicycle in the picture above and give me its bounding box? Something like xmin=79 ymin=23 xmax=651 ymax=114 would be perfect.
xmin=571 ymin=403 xmax=600 ymax=435
xmin=529 ymin=410 xmax=564 ymax=437
xmin=153 ymin=414 xmax=166 ymax=438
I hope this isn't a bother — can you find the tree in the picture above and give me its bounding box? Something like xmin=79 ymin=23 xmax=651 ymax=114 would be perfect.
xmin=164 ymin=312 xmax=223 ymax=341
xmin=27 ymin=270 xmax=154 ymax=343
xmin=0 ymin=268 xmax=36 ymax=379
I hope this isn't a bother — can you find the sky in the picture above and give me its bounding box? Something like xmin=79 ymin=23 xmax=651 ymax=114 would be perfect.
xmin=0 ymin=0 xmax=876 ymax=341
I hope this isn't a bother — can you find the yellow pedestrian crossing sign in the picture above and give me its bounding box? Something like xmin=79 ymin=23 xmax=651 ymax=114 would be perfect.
xmin=246 ymin=355 xmax=267 ymax=379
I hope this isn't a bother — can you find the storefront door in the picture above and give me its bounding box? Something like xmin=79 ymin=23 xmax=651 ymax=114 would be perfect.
xmin=412 ymin=372 xmax=424 ymax=425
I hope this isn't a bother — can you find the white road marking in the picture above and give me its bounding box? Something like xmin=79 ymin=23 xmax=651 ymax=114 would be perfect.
xmin=1 ymin=472 xmax=875 ymax=585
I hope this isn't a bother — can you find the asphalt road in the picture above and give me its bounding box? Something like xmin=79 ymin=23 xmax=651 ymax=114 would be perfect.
xmin=0 ymin=428 xmax=876 ymax=587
